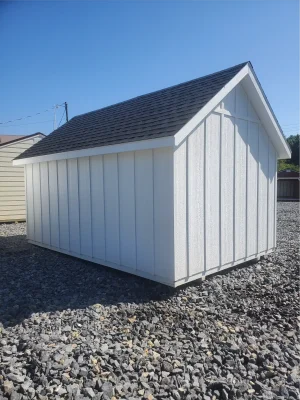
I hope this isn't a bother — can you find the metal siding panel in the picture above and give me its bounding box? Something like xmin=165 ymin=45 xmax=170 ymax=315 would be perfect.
xmin=205 ymin=113 xmax=220 ymax=270
xmin=25 ymin=164 xmax=34 ymax=240
xmin=258 ymin=127 xmax=269 ymax=252
xmin=48 ymin=161 xmax=59 ymax=247
xmin=67 ymin=159 xmax=80 ymax=253
xmin=90 ymin=155 xmax=106 ymax=260
xmin=221 ymin=116 xmax=235 ymax=264
xmin=103 ymin=154 xmax=120 ymax=264
xmin=268 ymin=143 xmax=276 ymax=249
xmin=154 ymin=147 xmax=174 ymax=280
xmin=32 ymin=163 xmax=42 ymax=243
xmin=118 ymin=152 xmax=136 ymax=268
xmin=57 ymin=160 xmax=69 ymax=251
xmin=174 ymin=141 xmax=187 ymax=279
xmin=40 ymin=162 xmax=50 ymax=245
xmin=188 ymin=123 xmax=205 ymax=275
xmin=135 ymin=150 xmax=154 ymax=275
xmin=78 ymin=157 xmax=92 ymax=257
xmin=247 ymin=122 xmax=259 ymax=256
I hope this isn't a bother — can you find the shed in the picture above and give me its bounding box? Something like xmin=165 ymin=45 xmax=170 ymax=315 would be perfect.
xmin=1 ymin=133 xmax=45 ymax=222
xmin=14 ymin=62 xmax=291 ymax=287
xmin=277 ymin=171 xmax=299 ymax=201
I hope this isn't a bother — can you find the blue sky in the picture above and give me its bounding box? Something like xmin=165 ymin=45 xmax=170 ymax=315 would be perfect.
xmin=0 ymin=1 xmax=299 ymax=137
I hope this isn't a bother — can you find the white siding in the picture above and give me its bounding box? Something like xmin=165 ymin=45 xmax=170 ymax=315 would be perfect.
xmin=221 ymin=116 xmax=235 ymax=264
xmin=48 ymin=161 xmax=59 ymax=248
xmin=90 ymin=155 xmax=105 ymax=260
xmin=67 ymin=159 xmax=80 ymax=253
xmin=78 ymin=157 xmax=92 ymax=257
xmin=173 ymin=81 xmax=278 ymax=284
xmin=26 ymin=148 xmax=174 ymax=285
xmin=103 ymin=154 xmax=120 ymax=264
xmin=118 ymin=152 xmax=136 ymax=268
xmin=135 ymin=150 xmax=154 ymax=275
xmin=0 ymin=135 xmax=43 ymax=222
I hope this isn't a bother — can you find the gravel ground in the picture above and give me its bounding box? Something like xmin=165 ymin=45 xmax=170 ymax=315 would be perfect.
xmin=0 ymin=202 xmax=299 ymax=400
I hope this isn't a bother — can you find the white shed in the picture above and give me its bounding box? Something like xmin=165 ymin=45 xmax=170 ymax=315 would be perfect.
xmin=0 ymin=133 xmax=44 ymax=222
xmin=14 ymin=62 xmax=291 ymax=287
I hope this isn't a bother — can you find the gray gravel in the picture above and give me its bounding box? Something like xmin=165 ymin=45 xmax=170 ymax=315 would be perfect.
xmin=0 ymin=202 xmax=299 ymax=400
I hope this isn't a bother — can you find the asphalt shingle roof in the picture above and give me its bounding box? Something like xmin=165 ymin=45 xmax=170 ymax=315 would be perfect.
xmin=16 ymin=62 xmax=248 ymax=160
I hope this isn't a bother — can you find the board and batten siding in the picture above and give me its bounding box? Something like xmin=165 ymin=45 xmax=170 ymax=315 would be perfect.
xmin=25 ymin=148 xmax=175 ymax=285
xmin=0 ymin=135 xmax=43 ymax=222
xmin=174 ymin=82 xmax=277 ymax=285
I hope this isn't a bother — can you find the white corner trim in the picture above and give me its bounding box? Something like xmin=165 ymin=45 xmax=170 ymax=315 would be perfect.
xmin=13 ymin=136 xmax=175 ymax=165
xmin=174 ymin=64 xmax=249 ymax=146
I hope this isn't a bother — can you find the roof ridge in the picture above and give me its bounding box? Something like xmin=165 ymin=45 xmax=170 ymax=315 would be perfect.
xmin=73 ymin=61 xmax=249 ymax=120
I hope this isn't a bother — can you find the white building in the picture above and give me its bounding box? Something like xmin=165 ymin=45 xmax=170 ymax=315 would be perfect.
xmin=14 ymin=62 xmax=290 ymax=287
xmin=0 ymin=133 xmax=44 ymax=222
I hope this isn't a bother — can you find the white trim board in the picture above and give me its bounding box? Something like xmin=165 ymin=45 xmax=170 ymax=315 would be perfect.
xmin=13 ymin=136 xmax=174 ymax=165
xmin=0 ymin=134 xmax=44 ymax=151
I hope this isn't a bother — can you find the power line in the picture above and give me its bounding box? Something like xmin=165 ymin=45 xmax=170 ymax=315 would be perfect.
xmin=0 ymin=103 xmax=65 ymax=125
xmin=58 ymin=110 xmax=66 ymax=128
xmin=0 ymin=119 xmax=53 ymax=128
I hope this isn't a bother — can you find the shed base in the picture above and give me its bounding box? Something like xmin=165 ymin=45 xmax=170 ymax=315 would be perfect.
xmin=28 ymin=239 xmax=274 ymax=288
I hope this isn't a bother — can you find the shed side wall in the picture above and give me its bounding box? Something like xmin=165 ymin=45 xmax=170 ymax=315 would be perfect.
xmin=174 ymin=82 xmax=278 ymax=285
xmin=0 ymin=136 xmax=43 ymax=222
xmin=25 ymin=148 xmax=175 ymax=285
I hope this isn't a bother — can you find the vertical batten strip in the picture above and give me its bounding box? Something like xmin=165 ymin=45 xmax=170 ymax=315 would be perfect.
xmin=47 ymin=162 xmax=51 ymax=247
xmin=203 ymin=118 xmax=207 ymax=273
xmin=56 ymin=160 xmax=60 ymax=248
xmin=152 ymin=149 xmax=156 ymax=276
xmin=32 ymin=163 xmax=35 ymax=241
xmin=274 ymin=153 xmax=278 ymax=247
xmin=24 ymin=165 xmax=29 ymax=239
xmin=88 ymin=157 xmax=93 ymax=257
xmin=219 ymin=114 xmax=223 ymax=268
xmin=102 ymin=156 xmax=106 ymax=261
xmin=117 ymin=153 xmax=121 ymax=265
xmin=245 ymin=121 xmax=249 ymax=258
xmin=185 ymin=139 xmax=189 ymax=277
xmin=133 ymin=152 xmax=137 ymax=270
xmin=233 ymin=118 xmax=236 ymax=262
xmin=77 ymin=159 xmax=82 ymax=255
xmin=256 ymin=126 xmax=260 ymax=255
xmin=66 ymin=160 xmax=70 ymax=251
xmin=39 ymin=163 xmax=43 ymax=244
xmin=267 ymin=139 xmax=270 ymax=249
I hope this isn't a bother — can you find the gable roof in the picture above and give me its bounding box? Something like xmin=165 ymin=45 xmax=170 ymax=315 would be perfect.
xmin=0 ymin=132 xmax=45 ymax=149
xmin=15 ymin=62 xmax=248 ymax=161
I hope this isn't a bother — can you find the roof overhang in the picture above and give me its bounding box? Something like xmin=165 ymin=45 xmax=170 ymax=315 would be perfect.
xmin=13 ymin=136 xmax=174 ymax=165
xmin=174 ymin=63 xmax=291 ymax=159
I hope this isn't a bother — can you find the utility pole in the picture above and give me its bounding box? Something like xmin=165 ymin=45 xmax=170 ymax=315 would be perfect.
xmin=65 ymin=102 xmax=69 ymax=123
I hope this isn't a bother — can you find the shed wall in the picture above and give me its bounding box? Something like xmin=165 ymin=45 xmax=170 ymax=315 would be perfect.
xmin=0 ymin=136 xmax=43 ymax=222
xmin=25 ymin=148 xmax=175 ymax=285
xmin=174 ymin=82 xmax=278 ymax=285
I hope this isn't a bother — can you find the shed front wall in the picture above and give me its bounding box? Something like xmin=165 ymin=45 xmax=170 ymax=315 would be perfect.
xmin=0 ymin=136 xmax=43 ymax=222
xmin=25 ymin=148 xmax=175 ymax=285
xmin=174 ymin=82 xmax=277 ymax=286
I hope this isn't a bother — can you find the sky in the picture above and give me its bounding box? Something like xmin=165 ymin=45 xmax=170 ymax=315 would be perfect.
xmin=0 ymin=0 xmax=299 ymax=138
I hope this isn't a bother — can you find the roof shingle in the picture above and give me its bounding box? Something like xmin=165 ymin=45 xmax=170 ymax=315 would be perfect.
xmin=16 ymin=62 xmax=248 ymax=160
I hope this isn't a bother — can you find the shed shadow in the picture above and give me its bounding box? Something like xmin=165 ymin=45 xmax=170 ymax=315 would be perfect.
xmin=0 ymin=234 xmax=177 ymax=328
